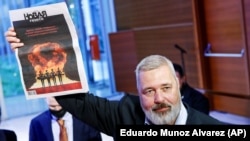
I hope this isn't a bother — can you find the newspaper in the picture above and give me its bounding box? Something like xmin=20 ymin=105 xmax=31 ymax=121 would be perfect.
xmin=9 ymin=2 xmax=89 ymax=99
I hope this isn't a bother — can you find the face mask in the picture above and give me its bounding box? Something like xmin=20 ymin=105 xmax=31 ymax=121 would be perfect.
xmin=50 ymin=109 xmax=66 ymax=119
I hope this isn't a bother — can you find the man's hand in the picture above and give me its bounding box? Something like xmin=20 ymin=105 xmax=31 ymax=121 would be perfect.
xmin=5 ymin=27 xmax=24 ymax=50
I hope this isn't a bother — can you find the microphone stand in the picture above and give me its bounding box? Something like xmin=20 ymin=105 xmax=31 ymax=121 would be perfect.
xmin=174 ymin=44 xmax=187 ymax=72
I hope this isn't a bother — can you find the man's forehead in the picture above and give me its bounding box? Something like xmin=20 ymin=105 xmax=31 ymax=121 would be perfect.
xmin=46 ymin=97 xmax=59 ymax=105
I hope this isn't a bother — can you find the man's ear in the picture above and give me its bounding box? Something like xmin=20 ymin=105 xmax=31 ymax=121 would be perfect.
xmin=175 ymin=76 xmax=180 ymax=89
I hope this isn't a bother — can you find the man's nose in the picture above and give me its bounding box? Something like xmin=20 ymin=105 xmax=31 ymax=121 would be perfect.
xmin=154 ymin=91 xmax=164 ymax=103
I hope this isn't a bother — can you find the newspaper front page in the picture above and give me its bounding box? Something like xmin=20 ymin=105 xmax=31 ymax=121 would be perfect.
xmin=9 ymin=2 xmax=89 ymax=99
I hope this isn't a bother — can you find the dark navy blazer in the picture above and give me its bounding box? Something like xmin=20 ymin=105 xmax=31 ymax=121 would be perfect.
xmin=29 ymin=110 xmax=102 ymax=141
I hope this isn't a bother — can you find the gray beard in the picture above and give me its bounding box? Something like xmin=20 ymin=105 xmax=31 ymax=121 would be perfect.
xmin=143 ymin=101 xmax=181 ymax=125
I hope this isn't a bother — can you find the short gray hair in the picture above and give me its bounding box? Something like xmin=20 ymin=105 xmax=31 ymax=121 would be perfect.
xmin=135 ymin=55 xmax=176 ymax=85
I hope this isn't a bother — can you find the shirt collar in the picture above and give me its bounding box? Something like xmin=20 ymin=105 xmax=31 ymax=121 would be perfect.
xmin=175 ymin=102 xmax=188 ymax=125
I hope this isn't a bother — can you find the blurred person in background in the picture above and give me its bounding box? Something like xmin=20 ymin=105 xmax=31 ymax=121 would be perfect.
xmin=29 ymin=97 xmax=102 ymax=141
xmin=173 ymin=63 xmax=210 ymax=114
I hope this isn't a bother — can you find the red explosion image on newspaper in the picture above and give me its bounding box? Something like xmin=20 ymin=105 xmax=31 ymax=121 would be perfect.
xmin=28 ymin=42 xmax=67 ymax=74
xmin=26 ymin=42 xmax=82 ymax=94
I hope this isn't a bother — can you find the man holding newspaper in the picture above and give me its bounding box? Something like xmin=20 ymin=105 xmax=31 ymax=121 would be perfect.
xmin=6 ymin=29 xmax=226 ymax=141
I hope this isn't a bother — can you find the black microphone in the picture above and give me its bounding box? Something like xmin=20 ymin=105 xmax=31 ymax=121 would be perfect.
xmin=174 ymin=44 xmax=187 ymax=54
